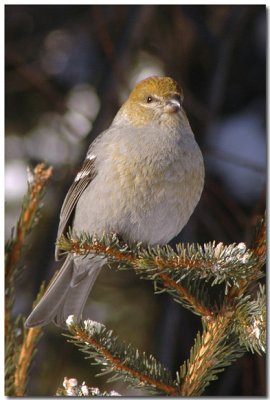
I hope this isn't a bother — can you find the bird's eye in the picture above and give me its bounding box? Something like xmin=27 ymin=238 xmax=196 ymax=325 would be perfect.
xmin=146 ymin=96 xmax=153 ymax=103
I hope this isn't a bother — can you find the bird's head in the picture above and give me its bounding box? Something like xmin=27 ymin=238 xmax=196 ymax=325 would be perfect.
xmin=115 ymin=76 xmax=188 ymax=128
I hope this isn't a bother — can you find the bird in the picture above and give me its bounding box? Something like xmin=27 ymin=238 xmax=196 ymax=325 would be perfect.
xmin=25 ymin=76 xmax=204 ymax=328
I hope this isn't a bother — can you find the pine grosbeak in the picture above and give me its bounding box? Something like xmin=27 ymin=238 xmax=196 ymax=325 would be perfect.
xmin=26 ymin=76 xmax=204 ymax=328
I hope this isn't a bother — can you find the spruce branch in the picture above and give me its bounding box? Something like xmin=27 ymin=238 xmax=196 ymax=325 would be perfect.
xmin=58 ymin=216 xmax=265 ymax=397
xmin=5 ymin=163 xmax=52 ymax=395
xmin=14 ymin=327 xmax=42 ymax=396
xmin=65 ymin=316 xmax=180 ymax=396
xmin=58 ymin=233 xmax=262 ymax=288
xmin=177 ymin=217 xmax=266 ymax=396
xmin=5 ymin=163 xmax=53 ymax=284
xmin=233 ymin=284 xmax=266 ymax=355
xmin=155 ymin=272 xmax=213 ymax=317
xmin=14 ymin=283 xmax=46 ymax=396
xmin=179 ymin=310 xmax=245 ymax=396
xmin=5 ymin=162 xmax=52 ymax=333
xmin=58 ymin=231 xmax=264 ymax=317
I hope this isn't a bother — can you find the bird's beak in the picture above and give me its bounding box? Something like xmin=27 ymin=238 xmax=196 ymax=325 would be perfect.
xmin=164 ymin=98 xmax=181 ymax=114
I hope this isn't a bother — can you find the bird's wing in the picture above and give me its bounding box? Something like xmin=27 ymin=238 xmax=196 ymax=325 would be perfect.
xmin=55 ymin=153 xmax=97 ymax=260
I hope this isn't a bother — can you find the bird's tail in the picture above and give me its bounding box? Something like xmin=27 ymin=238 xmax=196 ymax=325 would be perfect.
xmin=25 ymin=255 xmax=105 ymax=329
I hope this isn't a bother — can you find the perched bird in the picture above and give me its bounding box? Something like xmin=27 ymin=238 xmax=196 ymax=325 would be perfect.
xmin=25 ymin=76 xmax=204 ymax=328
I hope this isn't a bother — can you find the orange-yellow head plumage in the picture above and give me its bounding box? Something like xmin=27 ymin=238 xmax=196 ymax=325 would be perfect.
xmin=116 ymin=76 xmax=186 ymax=128
xmin=129 ymin=76 xmax=183 ymax=103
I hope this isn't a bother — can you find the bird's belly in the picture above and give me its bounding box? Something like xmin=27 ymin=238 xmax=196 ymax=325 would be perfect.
xmin=120 ymin=172 xmax=203 ymax=245
xmin=73 ymin=151 xmax=204 ymax=246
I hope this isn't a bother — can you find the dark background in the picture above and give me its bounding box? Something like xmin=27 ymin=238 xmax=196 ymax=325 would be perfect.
xmin=5 ymin=5 xmax=266 ymax=396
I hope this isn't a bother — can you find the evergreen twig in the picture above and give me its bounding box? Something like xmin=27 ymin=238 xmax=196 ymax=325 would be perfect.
xmin=179 ymin=310 xmax=244 ymax=396
xmin=5 ymin=163 xmax=53 ymax=284
xmin=60 ymin=215 xmax=265 ymax=396
xmin=178 ymin=216 xmax=266 ymax=395
xmin=58 ymin=229 xmax=265 ymax=317
xmin=14 ymin=282 xmax=46 ymax=396
xmin=14 ymin=327 xmax=42 ymax=396
xmin=5 ymin=163 xmax=52 ymax=396
xmin=65 ymin=317 xmax=180 ymax=396
xmin=233 ymin=284 xmax=266 ymax=355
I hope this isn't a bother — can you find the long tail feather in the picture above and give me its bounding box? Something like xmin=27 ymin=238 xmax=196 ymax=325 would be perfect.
xmin=25 ymin=255 xmax=105 ymax=328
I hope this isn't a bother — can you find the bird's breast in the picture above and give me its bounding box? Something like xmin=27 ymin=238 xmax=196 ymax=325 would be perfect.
xmin=74 ymin=129 xmax=204 ymax=246
xmin=104 ymin=134 xmax=204 ymax=244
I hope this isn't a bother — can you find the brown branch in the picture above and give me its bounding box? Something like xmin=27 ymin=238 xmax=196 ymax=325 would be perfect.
xmin=64 ymin=219 xmax=265 ymax=396
xmin=179 ymin=220 xmax=266 ymax=396
xmin=69 ymin=239 xmax=136 ymax=264
xmin=13 ymin=283 xmax=46 ymax=396
xmin=74 ymin=326 xmax=179 ymax=396
xmin=14 ymin=327 xmax=42 ymax=396
xmin=159 ymin=273 xmax=213 ymax=317
xmin=66 ymin=239 xmax=215 ymax=270
xmin=5 ymin=163 xmax=51 ymax=394
xmin=62 ymin=235 xmax=264 ymax=318
xmin=177 ymin=215 xmax=266 ymax=396
xmin=5 ymin=163 xmax=53 ymax=282
xmin=180 ymin=309 xmax=233 ymax=396
xmin=64 ymin=239 xmax=215 ymax=316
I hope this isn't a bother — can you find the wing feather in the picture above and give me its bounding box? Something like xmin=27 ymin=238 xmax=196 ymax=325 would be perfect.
xmin=55 ymin=156 xmax=97 ymax=259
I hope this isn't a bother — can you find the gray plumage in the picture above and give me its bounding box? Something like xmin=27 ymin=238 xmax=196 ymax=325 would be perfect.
xmin=25 ymin=76 xmax=204 ymax=329
xmin=25 ymin=255 xmax=106 ymax=327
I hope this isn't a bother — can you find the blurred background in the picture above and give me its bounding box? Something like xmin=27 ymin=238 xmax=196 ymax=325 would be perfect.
xmin=5 ymin=4 xmax=266 ymax=396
